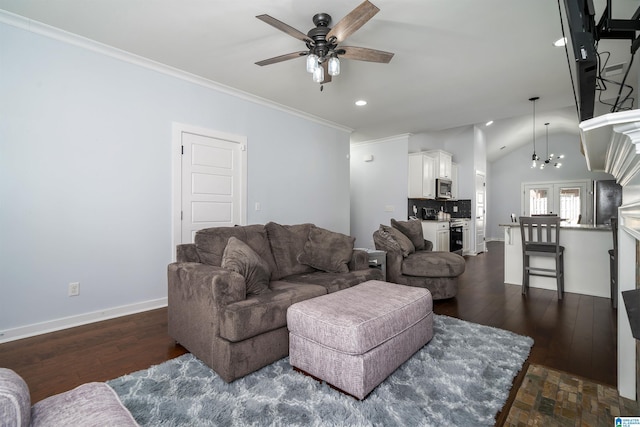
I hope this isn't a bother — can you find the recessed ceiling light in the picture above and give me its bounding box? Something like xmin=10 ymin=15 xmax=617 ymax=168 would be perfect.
xmin=355 ymin=100 xmax=367 ymax=106
xmin=553 ymin=37 xmax=567 ymax=47
xmin=485 ymin=120 xmax=494 ymax=126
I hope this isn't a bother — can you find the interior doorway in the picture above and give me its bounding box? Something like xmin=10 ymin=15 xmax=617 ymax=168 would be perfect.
xmin=172 ymin=123 xmax=247 ymax=252
xmin=475 ymin=172 xmax=486 ymax=254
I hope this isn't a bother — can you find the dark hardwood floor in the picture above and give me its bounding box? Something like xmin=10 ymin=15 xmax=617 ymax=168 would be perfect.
xmin=0 ymin=240 xmax=617 ymax=426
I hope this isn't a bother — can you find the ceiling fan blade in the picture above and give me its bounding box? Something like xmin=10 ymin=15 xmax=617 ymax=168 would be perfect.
xmin=256 ymin=14 xmax=311 ymax=43
xmin=321 ymin=61 xmax=332 ymax=84
xmin=339 ymin=46 xmax=394 ymax=63
xmin=255 ymin=51 xmax=308 ymax=66
xmin=326 ymin=0 xmax=380 ymax=43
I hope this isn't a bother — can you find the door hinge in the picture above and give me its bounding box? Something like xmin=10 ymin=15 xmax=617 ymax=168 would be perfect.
xmin=181 ymin=145 xmax=184 ymax=155
xmin=180 ymin=211 xmax=183 ymax=220
xmin=241 ymin=145 xmax=247 ymax=151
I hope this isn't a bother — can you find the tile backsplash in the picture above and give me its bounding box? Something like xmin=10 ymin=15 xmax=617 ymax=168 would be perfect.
xmin=407 ymin=198 xmax=472 ymax=219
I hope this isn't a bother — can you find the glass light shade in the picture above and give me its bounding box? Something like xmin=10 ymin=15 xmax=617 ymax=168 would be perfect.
xmin=328 ymin=56 xmax=340 ymax=76
xmin=312 ymin=65 xmax=324 ymax=83
xmin=306 ymin=54 xmax=318 ymax=73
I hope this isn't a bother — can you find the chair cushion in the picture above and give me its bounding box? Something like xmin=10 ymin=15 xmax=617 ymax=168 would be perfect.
xmin=266 ymin=222 xmax=316 ymax=279
xmin=391 ymin=218 xmax=425 ymax=250
xmin=297 ymin=226 xmax=355 ymax=273
xmin=0 ymin=368 xmax=30 ymax=427
xmin=401 ymin=251 xmax=466 ymax=278
xmin=221 ymin=237 xmax=272 ymax=297
xmin=380 ymin=225 xmax=415 ymax=257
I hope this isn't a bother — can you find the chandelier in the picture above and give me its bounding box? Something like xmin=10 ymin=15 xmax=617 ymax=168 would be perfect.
xmin=529 ymin=97 xmax=564 ymax=169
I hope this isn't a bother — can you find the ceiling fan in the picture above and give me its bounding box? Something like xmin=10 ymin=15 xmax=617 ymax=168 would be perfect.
xmin=255 ymin=0 xmax=394 ymax=85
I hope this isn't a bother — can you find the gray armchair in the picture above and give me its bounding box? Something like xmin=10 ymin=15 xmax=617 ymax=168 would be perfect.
xmin=373 ymin=219 xmax=465 ymax=299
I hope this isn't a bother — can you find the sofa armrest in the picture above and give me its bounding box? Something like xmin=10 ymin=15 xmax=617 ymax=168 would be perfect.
xmin=168 ymin=262 xmax=246 ymax=356
xmin=423 ymin=239 xmax=434 ymax=251
xmin=348 ymin=249 xmax=370 ymax=271
xmin=176 ymin=243 xmax=200 ymax=263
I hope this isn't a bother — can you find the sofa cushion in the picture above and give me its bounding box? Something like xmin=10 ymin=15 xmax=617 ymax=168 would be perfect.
xmin=391 ymin=218 xmax=425 ymax=251
xmin=194 ymin=225 xmax=278 ymax=275
xmin=265 ymin=222 xmax=316 ymax=279
xmin=401 ymin=251 xmax=466 ymax=278
xmin=380 ymin=225 xmax=415 ymax=257
xmin=31 ymin=382 xmax=138 ymax=427
xmin=0 ymin=368 xmax=30 ymax=427
xmin=297 ymin=226 xmax=355 ymax=273
xmin=282 ymin=268 xmax=384 ymax=293
xmin=221 ymin=237 xmax=272 ymax=297
xmin=219 ymin=281 xmax=326 ymax=342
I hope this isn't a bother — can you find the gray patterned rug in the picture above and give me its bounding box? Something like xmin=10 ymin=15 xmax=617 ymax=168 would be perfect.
xmin=108 ymin=315 xmax=533 ymax=426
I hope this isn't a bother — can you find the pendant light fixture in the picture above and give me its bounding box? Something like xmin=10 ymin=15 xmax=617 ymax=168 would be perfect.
xmin=529 ymin=97 xmax=540 ymax=168
xmin=541 ymin=122 xmax=564 ymax=169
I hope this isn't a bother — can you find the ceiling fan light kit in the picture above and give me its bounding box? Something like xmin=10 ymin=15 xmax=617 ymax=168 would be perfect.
xmin=255 ymin=0 xmax=393 ymax=85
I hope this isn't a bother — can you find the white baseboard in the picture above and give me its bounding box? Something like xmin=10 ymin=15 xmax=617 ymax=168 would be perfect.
xmin=0 ymin=298 xmax=168 ymax=344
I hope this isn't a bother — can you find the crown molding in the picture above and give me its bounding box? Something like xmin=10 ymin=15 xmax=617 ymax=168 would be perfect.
xmin=0 ymin=9 xmax=353 ymax=134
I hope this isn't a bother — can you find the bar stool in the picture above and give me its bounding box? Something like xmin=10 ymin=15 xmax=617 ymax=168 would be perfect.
xmin=609 ymin=217 xmax=618 ymax=308
xmin=519 ymin=216 xmax=565 ymax=299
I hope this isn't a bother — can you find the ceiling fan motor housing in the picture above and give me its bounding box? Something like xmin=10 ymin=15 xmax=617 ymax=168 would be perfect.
xmin=307 ymin=13 xmax=337 ymax=60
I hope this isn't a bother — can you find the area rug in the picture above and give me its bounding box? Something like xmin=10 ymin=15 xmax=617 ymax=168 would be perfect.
xmin=504 ymin=364 xmax=640 ymax=426
xmin=108 ymin=315 xmax=533 ymax=426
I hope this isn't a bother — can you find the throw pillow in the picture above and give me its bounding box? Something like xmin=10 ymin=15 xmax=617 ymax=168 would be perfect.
xmin=297 ymin=226 xmax=355 ymax=273
xmin=221 ymin=237 xmax=272 ymax=297
xmin=391 ymin=218 xmax=425 ymax=250
xmin=265 ymin=222 xmax=316 ymax=279
xmin=380 ymin=224 xmax=415 ymax=257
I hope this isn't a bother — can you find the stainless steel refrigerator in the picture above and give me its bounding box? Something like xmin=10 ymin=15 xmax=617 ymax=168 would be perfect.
xmin=593 ymin=180 xmax=622 ymax=225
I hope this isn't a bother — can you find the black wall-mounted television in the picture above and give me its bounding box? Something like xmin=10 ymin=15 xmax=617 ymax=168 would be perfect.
xmin=562 ymin=0 xmax=598 ymax=121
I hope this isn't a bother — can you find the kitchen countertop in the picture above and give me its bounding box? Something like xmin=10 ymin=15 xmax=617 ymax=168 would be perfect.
xmin=499 ymin=223 xmax=611 ymax=231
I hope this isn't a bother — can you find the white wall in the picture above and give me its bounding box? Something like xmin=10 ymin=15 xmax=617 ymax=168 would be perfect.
xmin=0 ymin=15 xmax=352 ymax=339
xmin=350 ymin=135 xmax=409 ymax=249
xmin=486 ymin=132 xmax=614 ymax=240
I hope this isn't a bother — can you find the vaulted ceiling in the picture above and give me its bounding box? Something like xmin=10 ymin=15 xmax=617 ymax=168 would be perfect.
xmin=1 ymin=0 xmax=638 ymax=161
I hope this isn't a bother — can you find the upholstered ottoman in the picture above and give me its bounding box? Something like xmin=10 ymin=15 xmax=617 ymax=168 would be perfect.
xmin=287 ymin=280 xmax=433 ymax=399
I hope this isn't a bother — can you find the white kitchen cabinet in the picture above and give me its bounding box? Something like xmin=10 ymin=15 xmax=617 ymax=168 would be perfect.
xmin=426 ymin=150 xmax=452 ymax=179
xmin=408 ymin=153 xmax=435 ymax=198
xmin=462 ymin=219 xmax=471 ymax=255
xmin=422 ymin=221 xmax=450 ymax=252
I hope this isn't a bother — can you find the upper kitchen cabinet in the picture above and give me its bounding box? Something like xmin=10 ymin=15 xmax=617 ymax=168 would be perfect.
xmin=408 ymin=153 xmax=435 ymax=198
xmin=426 ymin=150 xmax=452 ymax=179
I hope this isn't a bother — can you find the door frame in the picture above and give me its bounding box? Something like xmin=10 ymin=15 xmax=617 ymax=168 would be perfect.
xmin=171 ymin=122 xmax=247 ymax=259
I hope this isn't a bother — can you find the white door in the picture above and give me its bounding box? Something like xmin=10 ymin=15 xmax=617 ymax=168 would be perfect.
xmin=522 ymin=180 xmax=589 ymax=224
xmin=475 ymin=172 xmax=486 ymax=254
xmin=172 ymin=123 xmax=247 ymax=247
xmin=523 ymin=184 xmax=554 ymax=216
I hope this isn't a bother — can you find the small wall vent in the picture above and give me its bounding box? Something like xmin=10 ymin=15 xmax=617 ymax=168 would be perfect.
xmin=603 ymin=63 xmax=626 ymax=77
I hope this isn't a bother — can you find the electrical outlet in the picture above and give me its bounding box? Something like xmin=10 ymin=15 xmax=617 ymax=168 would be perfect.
xmin=68 ymin=282 xmax=80 ymax=297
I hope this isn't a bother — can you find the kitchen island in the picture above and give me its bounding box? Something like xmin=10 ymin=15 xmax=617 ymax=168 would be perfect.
xmin=501 ymin=223 xmax=612 ymax=298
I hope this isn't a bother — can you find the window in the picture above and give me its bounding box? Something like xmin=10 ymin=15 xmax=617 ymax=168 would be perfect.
xmin=522 ymin=180 xmax=590 ymax=224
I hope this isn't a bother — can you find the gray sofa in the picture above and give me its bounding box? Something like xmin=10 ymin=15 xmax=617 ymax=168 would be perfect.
xmin=0 ymin=368 xmax=138 ymax=427
xmin=168 ymin=222 xmax=383 ymax=382
xmin=373 ymin=218 xmax=466 ymax=299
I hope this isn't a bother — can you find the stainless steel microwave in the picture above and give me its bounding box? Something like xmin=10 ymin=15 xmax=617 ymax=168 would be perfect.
xmin=436 ymin=178 xmax=452 ymax=199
